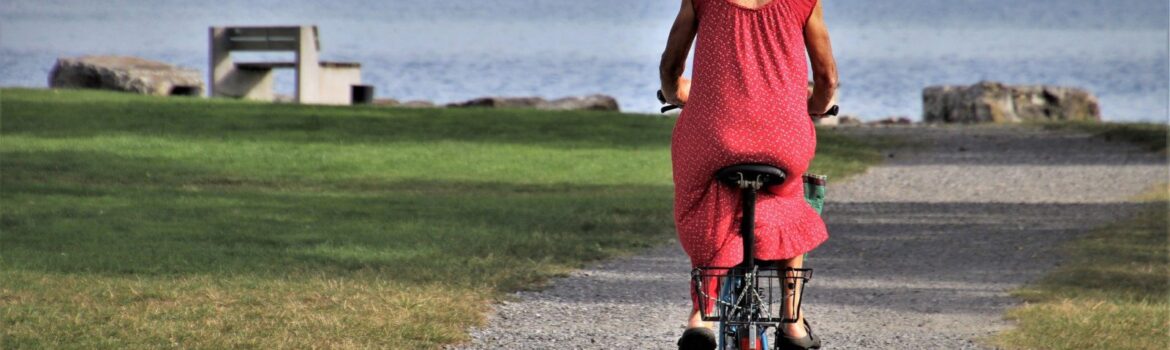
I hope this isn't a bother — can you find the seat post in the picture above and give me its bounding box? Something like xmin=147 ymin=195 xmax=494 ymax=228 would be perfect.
xmin=739 ymin=184 xmax=759 ymax=343
xmin=740 ymin=186 xmax=757 ymax=271
xmin=715 ymin=164 xmax=785 ymax=273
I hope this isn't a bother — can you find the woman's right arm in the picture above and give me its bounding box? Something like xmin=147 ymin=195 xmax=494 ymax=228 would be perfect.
xmin=804 ymin=0 xmax=838 ymax=115
xmin=659 ymin=0 xmax=698 ymax=106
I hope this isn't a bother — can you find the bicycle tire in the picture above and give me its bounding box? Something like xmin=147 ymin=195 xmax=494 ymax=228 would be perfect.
xmin=715 ymin=273 xmax=769 ymax=350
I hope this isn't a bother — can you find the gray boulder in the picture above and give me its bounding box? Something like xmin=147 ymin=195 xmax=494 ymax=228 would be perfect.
xmin=543 ymin=94 xmax=620 ymax=111
xmin=373 ymin=98 xmax=435 ymax=108
xmin=49 ymin=56 xmax=204 ymax=96
xmin=373 ymin=98 xmax=400 ymax=106
xmin=838 ymin=115 xmax=863 ymax=126
xmin=401 ymin=100 xmax=437 ymax=108
xmin=923 ymin=81 xmax=1100 ymax=123
xmin=869 ymin=116 xmax=914 ymax=125
xmin=446 ymin=94 xmax=620 ymax=112
xmin=446 ymin=96 xmax=548 ymax=109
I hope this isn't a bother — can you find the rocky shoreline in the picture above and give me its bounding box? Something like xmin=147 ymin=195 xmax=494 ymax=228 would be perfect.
xmin=375 ymin=94 xmax=621 ymax=112
xmin=46 ymin=57 xmax=1111 ymax=123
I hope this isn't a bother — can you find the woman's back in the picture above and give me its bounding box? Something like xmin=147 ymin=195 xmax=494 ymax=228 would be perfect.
xmin=686 ymin=0 xmax=819 ymax=128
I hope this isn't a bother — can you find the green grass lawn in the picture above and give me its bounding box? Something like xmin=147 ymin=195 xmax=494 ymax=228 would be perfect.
xmin=0 ymin=88 xmax=886 ymax=349
xmin=995 ymin=185 xmax=1169 ymax=349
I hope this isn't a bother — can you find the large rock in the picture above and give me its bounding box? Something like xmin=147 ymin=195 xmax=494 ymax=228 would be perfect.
xmin=49 ymin=56 xmax=204 ymax=96
xmin=838 ymin=115 xmax=863 ymax=126
xmin=923 ymin=81 xmax=1100 ymax=123
xmin=447 ymin=96 xmax=548 ymax=109
xmin=401 ymin=100 xmax=437 ymax=108
xmin=543 ymin=94 xmax=620 ymax=111
xmin=869 ymin=116 xmax=914 ymax=125
xmin=446 ymin=94 xmax=620 ymax=112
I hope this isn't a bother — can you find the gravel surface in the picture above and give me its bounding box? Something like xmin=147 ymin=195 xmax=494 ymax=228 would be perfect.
xmin=454 ymin=125 xmax=1167 ymax=350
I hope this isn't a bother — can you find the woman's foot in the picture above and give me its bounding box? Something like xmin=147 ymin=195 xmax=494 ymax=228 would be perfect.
xmin=776 ymin=319 xmax=821 ymax=350
xmin=781 ymin=318 xmax=808 ymax=338
xmin=678 ymin=327 xmax=717 ymax=350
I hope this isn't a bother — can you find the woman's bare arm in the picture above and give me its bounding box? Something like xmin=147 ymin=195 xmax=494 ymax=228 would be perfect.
xmin=659 ymin=0 xmax=698 ymax=106
xmin=804 ymin=0 xmax=838 ymax=115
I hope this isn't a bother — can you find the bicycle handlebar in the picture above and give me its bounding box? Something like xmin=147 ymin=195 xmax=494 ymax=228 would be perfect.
xmin=656 ymin=90 xmax=681 ymax=113
xmin=818 ymin=105 xmax=840 ymax=117
xmin=656 ymin=89 xmax=839 ymax=117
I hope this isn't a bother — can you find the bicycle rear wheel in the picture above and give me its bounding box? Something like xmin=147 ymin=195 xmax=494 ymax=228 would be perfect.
xmin=715 ymin=273 xmax=769 ymax=350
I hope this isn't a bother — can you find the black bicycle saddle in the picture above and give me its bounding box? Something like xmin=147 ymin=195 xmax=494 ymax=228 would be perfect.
xmin=715 ymin=164 xmax=787 ymax=189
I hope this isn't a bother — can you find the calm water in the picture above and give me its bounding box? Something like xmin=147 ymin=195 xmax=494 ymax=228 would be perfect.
xmin=2 ymin=0 xmax=1167 ymax=121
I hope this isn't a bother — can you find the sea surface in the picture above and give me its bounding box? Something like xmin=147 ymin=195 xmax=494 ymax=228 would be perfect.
xmin=2 ymin=0 xmax=1167 ymax=121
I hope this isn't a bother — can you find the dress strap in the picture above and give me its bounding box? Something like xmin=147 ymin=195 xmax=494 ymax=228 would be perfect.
xmin=798 ymin=0 xmax=819 ymax=26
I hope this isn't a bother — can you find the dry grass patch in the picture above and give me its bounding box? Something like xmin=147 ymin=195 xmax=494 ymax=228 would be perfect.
xmin=2 ymin=271 xmax=486 ymax=349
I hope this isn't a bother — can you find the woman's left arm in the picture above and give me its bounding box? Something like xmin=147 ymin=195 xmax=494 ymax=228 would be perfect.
xmin=659 ymin=0 xmax=698 ymax=106
xmin=804 ymin=0 xmax=838 ymax=115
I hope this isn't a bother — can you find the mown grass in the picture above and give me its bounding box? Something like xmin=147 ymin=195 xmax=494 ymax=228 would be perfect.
xmin=995 ymin=184 xmax=1169 ymax=350
xmin=0 ymin=88 xmax=887 ymax=349
xmin=1035 ymin=121 xmax=1168 ymax=154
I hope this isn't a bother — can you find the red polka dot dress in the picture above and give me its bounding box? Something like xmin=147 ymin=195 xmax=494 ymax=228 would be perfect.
xmin=671 ymin=0 xmax=827 ymax=310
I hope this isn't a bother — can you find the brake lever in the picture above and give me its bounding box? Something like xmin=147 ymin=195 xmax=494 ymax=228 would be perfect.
xmin=811 ymin=105 xmax=839 ymax=119
xmin=657 ymin=90 xmax=681 ymax=113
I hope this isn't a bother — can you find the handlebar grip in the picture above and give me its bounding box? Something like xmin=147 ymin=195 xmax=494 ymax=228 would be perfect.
xmin=824 ymin=105 xmax=839 ymax=116
xmin=657 ymin=89 xmax=680 ymax=113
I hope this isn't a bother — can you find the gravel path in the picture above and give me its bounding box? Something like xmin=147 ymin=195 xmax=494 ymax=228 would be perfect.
xmin=455 ymin=125 xmax=1167 ymax=349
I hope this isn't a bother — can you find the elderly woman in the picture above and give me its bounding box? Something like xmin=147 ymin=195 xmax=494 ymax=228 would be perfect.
xmin=659 ymin=0 xmax=838 ymax=349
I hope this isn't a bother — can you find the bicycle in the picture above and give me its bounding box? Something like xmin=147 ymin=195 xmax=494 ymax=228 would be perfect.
xmin=658 ymin=90 xmax=837 ymax=350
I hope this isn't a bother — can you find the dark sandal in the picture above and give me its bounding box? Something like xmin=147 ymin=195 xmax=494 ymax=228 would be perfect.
xmin=775 ymin=319 xmax=821 ymax=350
xmin=678 ymin=327 xmax=717 ymax=350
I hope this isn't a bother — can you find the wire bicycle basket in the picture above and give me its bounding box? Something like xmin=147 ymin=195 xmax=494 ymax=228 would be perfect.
xmin=692 ymin=266 xmax=812 ymax=325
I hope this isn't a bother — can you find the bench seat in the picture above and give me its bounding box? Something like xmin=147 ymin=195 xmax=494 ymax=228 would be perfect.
xmin=236 ymin=61 xmax=360 ymax=70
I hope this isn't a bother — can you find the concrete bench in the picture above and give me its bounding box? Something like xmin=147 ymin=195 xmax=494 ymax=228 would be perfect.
xmin=209 ymin=26 xmax=363 ymax=105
